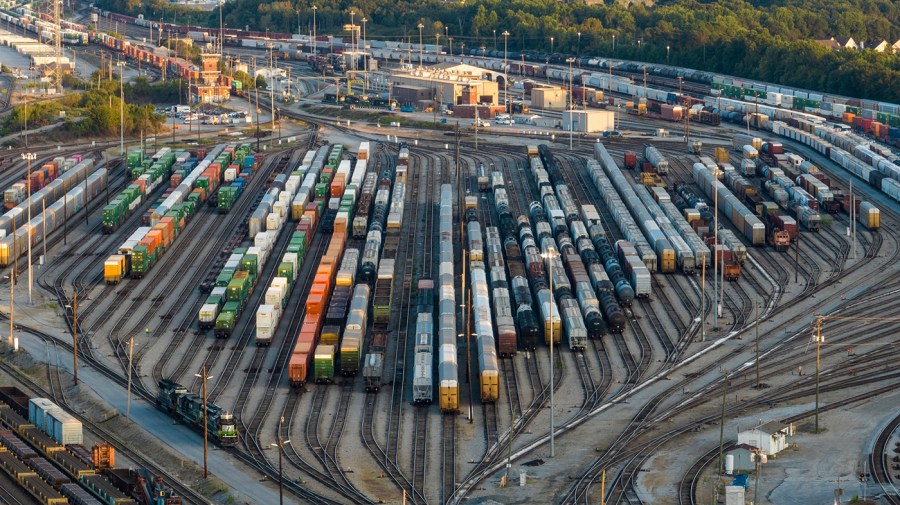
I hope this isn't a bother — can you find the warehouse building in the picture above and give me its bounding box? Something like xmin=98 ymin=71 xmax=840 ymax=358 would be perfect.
xmin=562 ymin=110 xmax=615 ymax=133
xmin=386 ymin=62 xmax=499 ymax=108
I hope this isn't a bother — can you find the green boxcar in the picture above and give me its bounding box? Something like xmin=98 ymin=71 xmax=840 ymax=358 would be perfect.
xmin=340 ymin=335 xmax=361 ymax=376
xmin=314 ymin=344 xmax=335 ymax=384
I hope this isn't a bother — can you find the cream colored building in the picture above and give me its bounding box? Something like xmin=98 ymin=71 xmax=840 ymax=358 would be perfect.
xmin=532 ymin=86 xmax=568 ymax=111
xmin=562 ymin=110 xmax=615 ymax=133
xmin=388 ymin=63 xmax=499 ymax=107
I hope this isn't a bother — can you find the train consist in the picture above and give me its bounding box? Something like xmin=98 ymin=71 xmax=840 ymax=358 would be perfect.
xmin=157 ymin=379 xmax=237 ymax=446
xmin=0 ymin=157 xmax=103 ymax=267
xmin=411 ymin=280 xmax=434 ymax=402
xmin=438 ymin=183 xmax=459 ymax=412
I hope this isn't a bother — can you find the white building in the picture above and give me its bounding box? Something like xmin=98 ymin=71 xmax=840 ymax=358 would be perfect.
xmin=562 ymin=110 xmax=615 ymax=133
xmin=737 ymin=421 xmax=792 ymax=456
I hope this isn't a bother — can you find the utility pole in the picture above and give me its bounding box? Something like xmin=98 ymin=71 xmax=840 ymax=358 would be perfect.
xmin=717 ymin=369 xmax=728 ymax=479
xmin=8 ymin=272 xmax=13 ymax=348
xmin=815 ymin=315 xmax=822 ymax=434
xmin=118 ymin=61 xmax=125 ymax=156
xmin=195 ymin=367 xmax=212 ymax=478
xmin=126 ymin=335 xmax=134 ymax=422
xmin=755 ymin=295 xmax=760 ymax=388
xmin=700 ymin=261 xmax=706 ymax=341
xmin=54 ymin=0 xmax=62 ymax=93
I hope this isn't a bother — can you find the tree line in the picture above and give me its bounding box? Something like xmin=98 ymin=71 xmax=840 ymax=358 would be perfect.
xmin=93 ymin=0 xmax=900 ymax=102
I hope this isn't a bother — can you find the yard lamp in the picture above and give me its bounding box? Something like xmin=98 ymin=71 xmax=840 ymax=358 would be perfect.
xmin=195 ymin=367 xmax=213 ymax=478
xmin=540 ymin=247 xmax=559 ymax=458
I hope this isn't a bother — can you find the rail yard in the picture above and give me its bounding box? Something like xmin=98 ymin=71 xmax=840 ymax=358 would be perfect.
xmin=0 ymin=4 xmax=899 ymax=505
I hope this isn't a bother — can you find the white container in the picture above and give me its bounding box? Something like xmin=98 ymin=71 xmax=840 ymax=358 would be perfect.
xmin=266 ymin=212 xmax=281 ymax=232
xmin=224 ymin=167 xmax=238 ymax=182
xmin=256 ymin=325 xmax=274 ymax=343
xmin=273 ymin=201 xmax=287 ymax=219
xmin=257 ymin=304 xmax=276 ymax=327
xmin=285 ymin=175 xmax=300 ymax=196
xmin=271 ymin=278 xmax=289 ymax=302
xmin=265 ymin=286 xmax=283 ymax=308
xmin=46 ymin=409 xmax=83 ymax=446
xmin=199 ymin=303 xmax=218 ymax=325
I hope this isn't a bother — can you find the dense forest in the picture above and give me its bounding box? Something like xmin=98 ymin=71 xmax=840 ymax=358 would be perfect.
xmin=94 ymin=0 xmax=900 ymax=102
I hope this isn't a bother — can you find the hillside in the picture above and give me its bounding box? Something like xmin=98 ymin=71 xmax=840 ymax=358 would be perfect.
xmin=94 ymin=0 xmax=900 ymax=102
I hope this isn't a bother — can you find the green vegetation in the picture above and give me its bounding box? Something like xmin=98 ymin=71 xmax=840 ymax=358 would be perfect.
xmin=1 ymin=75 xmax=167 ymax=136
xmin=93 ymin=0 xmax=900 ymax=102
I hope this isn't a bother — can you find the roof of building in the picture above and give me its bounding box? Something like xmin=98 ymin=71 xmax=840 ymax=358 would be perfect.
xmin=741 ymin=421 xmax=789 ymax=435
xmin=815 ymin=38 xmax=842 ymax=50
xmin=835 ymin=37 xmax=856 ymax=47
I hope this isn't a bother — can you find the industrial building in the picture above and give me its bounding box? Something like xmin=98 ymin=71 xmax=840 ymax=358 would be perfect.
xmin=736 ymin=422 xmax=792 ymax=456
xmin=562 ymin=110 xmax=615 ymax=133
xmin=385 ymin=62 xmax=499 ymax=109
xmin=531 ymin=86 xmax=568 ymax=110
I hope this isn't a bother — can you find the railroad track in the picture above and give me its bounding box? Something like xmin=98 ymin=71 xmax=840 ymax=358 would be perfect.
xmin=678 ymin=442 xmax=736 ymax=505
xmin=868 ymin=412 xmax=900 ymax=504
xmin=152 ymin=149 xmax=299 ymax=385
xmin=357 ymin=145 xmax=426 ymax=505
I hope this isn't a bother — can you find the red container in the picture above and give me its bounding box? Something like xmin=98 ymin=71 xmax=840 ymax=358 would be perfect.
xmin=624 ymin=152 xmax=637 ymax=170
xmin=170 ymin=173 xmax=183 ymax=187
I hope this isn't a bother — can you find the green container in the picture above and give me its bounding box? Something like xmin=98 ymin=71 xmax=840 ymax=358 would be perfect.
xmin=196 ymin=177 xmax=210 ymax=192
xmin=314 ymin=183 xmax=327 ymax=198
xmin=277 ymin=262 xmax=293 ymax=284
xmin=286 ymin=245 xmax=303 ymax=264
xmin=131 ymin=166 xmax=144 ymax=179
xmin=240 ymin=254 xmax=259 ymax=276
xmin=127 ymin=150 xmax=143 ymax=169
xmin=182 ymin=199 xmax=197 ymax=217
xmin=218 ymin=187 xmax=239 ymax=213
xmin=227 ymin=276 xmax=249 ymax=303
xmin=215 ymin=311 xmax=236 ymax=337
xmin=221 ymin=300 xmax=240 ymax=316
xmin=233 ymin=247 xmax=248 ymax=256
xmin=131 ymin=245 xmax=151 ymax=277
xmin=216 ymin=272 xmax=233 ymax=287
xmin=205 ymin=294 xmax=223 ymax=307
xmin=101 ymin=204 xmax=122 ymax=232
xmin=314 ymin=344 xmax=335 ymax=383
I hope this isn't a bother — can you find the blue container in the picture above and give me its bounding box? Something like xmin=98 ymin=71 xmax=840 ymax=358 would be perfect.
xmin=731 ymin=474 xmax=749 ymax=488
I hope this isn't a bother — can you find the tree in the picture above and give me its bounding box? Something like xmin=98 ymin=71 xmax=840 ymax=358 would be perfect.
xmin=256 ymin=75 xmax=268 ymax=90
